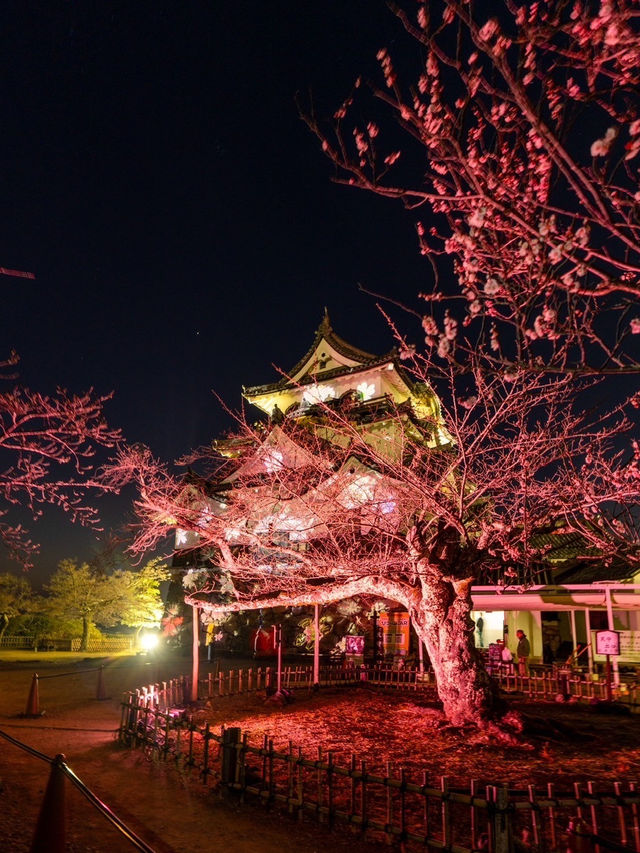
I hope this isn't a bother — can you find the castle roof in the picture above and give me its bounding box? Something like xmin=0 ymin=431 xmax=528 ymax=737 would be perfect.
xmin=242 ymin=309 xmax=398 ymax=399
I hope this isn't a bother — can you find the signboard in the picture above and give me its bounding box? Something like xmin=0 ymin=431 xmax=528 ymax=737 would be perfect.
xmin=378 ymin=611 xmax=410 ymax=657
xmin=595 ymin=630 xmax=621 ymax=656
xmin=345 ymin=636 xmax=365 ymax=655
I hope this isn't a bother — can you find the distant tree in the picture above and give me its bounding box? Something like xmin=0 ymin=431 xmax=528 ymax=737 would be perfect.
xmin=302 ymin=0 xmax=640 ymax=376
xmin=113 ymin=558 xmax=169 ymax=641
xmin=0 ymin=572 xmax=33 ymax=638
xmin=47 ymin=560 xmax=122 ymax=651
xmin=46 ymin=558 xmax=167 ymax=651
xmin=0 ymin=351 xmax=121 ymax=567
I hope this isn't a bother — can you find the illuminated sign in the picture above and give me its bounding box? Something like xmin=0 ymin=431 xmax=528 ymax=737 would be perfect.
xmin=345 ymin=636 xmax=365 ymax=655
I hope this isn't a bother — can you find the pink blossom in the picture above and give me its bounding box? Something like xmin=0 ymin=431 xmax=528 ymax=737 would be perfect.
xmin=437 ymin=336 xmax=451 ymax=357
xmin=478 ymin=19 xmax=499 ymax=41
xmin=590 ymin=126 xmax=618 ymax=157
xmin=399 ymin=344 xmax=415 ymax=360
xmin=468 ymin=208 xmax=486 ymax=228
xmin=444 ymin=311 xmax=458 ymax=341
xmin=575 ymin=226 xmax=589 ymax=246
xmin=605 ymin=23 xmax=620 ymax=45
xmin=630 ymin=318 xmax=640 ymax=334
xmin=421 ymin=316 xmax=439 ymax=336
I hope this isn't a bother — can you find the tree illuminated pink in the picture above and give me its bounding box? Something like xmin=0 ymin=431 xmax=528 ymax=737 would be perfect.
xmin=107 ymin=353 xmax=639 ymax=729
xmin=302 ymin=0 xmax=640 ymax=374
xmin=0 ymin=351 xmax=121 ymax=566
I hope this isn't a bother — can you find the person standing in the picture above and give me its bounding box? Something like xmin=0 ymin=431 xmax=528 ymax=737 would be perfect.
xmin=516 ymin=629 xmax=530 ymax=675
xmin=500 ymin=640 xmax=514 ymax=676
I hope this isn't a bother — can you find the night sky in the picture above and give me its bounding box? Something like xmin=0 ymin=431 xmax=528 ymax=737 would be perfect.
xmin=0 ymin=1 xmax=431 ymax=582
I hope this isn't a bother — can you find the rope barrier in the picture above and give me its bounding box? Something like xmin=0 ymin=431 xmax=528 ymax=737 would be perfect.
xmin=62 ymin=763 xmax=157 ymax=853
xmin=38 ymin=667 xmax=103 ymax=679
xmin=0 ymin=728 xmax=53 ymax=763
xmin=0 ymin=727 xmax=157 ymax=853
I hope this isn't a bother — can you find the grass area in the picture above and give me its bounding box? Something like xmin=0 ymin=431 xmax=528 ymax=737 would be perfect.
xmin=0 ymin=648 xmax=139 ymax=664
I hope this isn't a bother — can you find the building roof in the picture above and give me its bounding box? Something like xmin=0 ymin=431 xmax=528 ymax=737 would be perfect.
xmin=242 ymin=308 xmax=396 ymax=398
xmin=554 ymin=558 xmax=637 ymax=584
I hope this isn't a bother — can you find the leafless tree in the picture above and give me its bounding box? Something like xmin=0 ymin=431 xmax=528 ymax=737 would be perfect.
xmin=106 ymin=354 xmax=639 ymax=729
xmin=302 ymin=0 xmax=640 ymax=375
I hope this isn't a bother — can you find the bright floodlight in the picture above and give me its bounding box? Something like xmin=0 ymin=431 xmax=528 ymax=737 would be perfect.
xmin=140 ymin=632 xmax=159 ymax=652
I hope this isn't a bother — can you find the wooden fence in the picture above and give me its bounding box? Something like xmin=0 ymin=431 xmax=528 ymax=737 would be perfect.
xmin=130 ymin=662 xmax=435 ymax=705
xmin=193 ymin=660 xmax=639 ymax=709
xmin=492 ymin=665 xmax=640 ymax=707
xmin=119 ymin=684 xmax=640 ymax=852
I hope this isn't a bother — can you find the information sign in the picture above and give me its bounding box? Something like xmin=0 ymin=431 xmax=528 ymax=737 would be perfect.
xmin=595 ymin=630 xmax=621 ymax=656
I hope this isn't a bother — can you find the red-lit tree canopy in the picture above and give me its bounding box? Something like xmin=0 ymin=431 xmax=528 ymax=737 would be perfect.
xmin=0 ymin=351 xmax=121 ymax=566
xmin=302 ymin=0 xmax=640 ymax=374
xmin=107 ymin=345 xmax=639 ymax=728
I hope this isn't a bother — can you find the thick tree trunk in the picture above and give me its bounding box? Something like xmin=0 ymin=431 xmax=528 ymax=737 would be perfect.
xmin=80 ymin=616 xmax=90 ymax=652
xmin=410 ymin=576 xmax=496 ymax=727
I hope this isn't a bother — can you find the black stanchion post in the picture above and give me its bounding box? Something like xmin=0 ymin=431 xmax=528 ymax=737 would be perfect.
xmin=96 ymin=665 xmax=108 ymax=700
xmin=30 ymin=754 xmax=66 ymax=853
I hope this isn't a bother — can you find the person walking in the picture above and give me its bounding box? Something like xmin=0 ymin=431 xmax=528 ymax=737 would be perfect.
xmin=516 ymin=629 xmax=530 ymax=676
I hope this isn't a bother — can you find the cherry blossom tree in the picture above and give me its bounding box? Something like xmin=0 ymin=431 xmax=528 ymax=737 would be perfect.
xmin=302 ymin=0 xmax=640 ymax=375
xmin=105 ymin=356 xmax=639 ymax=729
xmin=0 ymin=351 xmax=122 ymax=567
xmin=104 ymin=0 xmax=640 ymax=729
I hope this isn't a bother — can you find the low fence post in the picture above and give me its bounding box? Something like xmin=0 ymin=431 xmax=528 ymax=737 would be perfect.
xmin=492 ymin=785 xmax=512 ymax=853
xmin=221 ymin=726 xmax=241 ymax=794
xmin=31 ymin=753 xmax=66 ymax=853
xmin=567 ymin=817 xmax=592 ymax=853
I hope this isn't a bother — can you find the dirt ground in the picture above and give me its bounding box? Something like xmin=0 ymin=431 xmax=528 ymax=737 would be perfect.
xmin=1 ymin=651 xmax=639 ymax=852
xmin=0 ymin=652 xmax=388 ymax=853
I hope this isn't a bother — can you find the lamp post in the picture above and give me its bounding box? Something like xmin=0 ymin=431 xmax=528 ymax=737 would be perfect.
xmin=191 ymin=604 xmax=199 ymax=703
xmin=313 ymin=603 xmax=320 ymax=685
xmin=275 ymin=624 xmax=283 ymax=695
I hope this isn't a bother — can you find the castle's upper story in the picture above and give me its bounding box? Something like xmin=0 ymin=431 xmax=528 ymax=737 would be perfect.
xmin=242 ymin=310 xmax=448 ymax=444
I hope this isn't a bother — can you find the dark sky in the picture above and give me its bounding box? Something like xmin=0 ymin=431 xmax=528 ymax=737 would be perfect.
xmin=0 ymin=1 xmax=430 ymax=582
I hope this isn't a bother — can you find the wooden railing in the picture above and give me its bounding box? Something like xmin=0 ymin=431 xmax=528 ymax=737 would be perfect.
xmin=119 ymin=686 xmax=640 ymax=852
xmin=491 ymin=665 xmax=640 ymax=706
xmin=193 ymin=661 xmax=638 ymax=708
